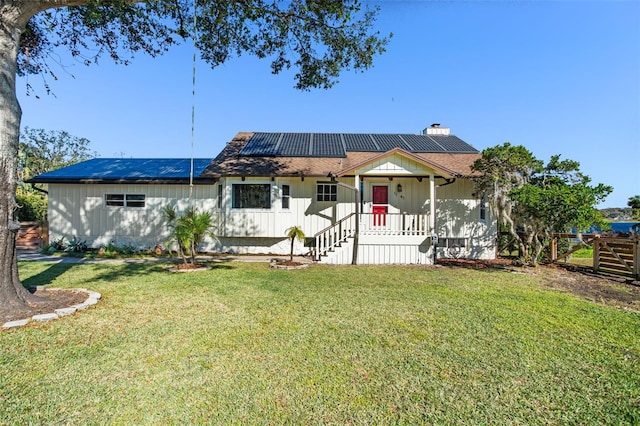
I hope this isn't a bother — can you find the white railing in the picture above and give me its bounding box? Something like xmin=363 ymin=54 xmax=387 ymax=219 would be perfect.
xmin=312 ymin=213 xmax=430 ymax=261
xmin=313 ymin=213 xmax=356 ymax=261
xmin=359 ymin=213 xmax=430 ymax=236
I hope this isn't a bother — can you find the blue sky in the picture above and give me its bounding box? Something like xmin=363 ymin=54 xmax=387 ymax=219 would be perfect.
xmin=17 ymin=0 xmax=639 ymax=208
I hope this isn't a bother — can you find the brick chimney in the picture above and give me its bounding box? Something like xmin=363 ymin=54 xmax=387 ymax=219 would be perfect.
xmin=423 ymin=123 xmax=450 ymax=136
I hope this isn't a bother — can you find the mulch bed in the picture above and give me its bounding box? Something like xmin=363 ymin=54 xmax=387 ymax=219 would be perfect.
xmin=0 ymin=288 xmax=87 ymax=325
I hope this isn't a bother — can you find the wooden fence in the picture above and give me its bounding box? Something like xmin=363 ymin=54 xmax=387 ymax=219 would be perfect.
xmin=15 ymin=221 xmax=46 ymax=250
xmin=501 ymin=232 xmax=639 ymax=281
xmin=593 ymin=236 xmax=639 ymax=280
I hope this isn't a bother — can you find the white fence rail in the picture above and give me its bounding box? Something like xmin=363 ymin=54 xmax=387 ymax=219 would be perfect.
xmin=359 ymin=213 xmax=430 ymax=236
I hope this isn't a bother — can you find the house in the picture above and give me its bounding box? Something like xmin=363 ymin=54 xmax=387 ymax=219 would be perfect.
xmin=29 ymin=125 xmax=497 ymax=264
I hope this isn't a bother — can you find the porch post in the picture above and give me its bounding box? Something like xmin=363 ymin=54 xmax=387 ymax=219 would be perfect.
xmin=429 ymin=174 xmax=436 ymax=231
xmin=352 ymin=174 xmax=360 ymax=265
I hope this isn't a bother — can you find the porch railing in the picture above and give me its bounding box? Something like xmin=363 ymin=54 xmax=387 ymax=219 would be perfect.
xmin=312 ymin=212 xmax=431 ymax=261
xmin=312 ymin=213 xmax=356 ymax=261
xmin=359 ymin=213 xmax=430 ymax=236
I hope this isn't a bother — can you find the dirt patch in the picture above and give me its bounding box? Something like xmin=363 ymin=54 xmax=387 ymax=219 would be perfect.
xmin=439 ymin=258 xmax=640 ymax=312
xmin=437 ymin=258 xmax=514 ymax=270
xmin=0 ymin=288 xmax=88 ymax=324
xmin=540 ymin=264 xmax=640 ymax=311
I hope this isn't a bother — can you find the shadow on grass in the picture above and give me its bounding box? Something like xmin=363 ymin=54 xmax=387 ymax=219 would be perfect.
xmin=90 ymin=260 xmax=237 ymax=282
xmin=21 ymin=263 xmax=77 ymax=289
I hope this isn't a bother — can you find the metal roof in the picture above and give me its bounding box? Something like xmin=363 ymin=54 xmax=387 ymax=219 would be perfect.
xmin=28 ymin=158 xmax=214 ymax=184
xmin=239 ymin=132 xmax=479 ymax=157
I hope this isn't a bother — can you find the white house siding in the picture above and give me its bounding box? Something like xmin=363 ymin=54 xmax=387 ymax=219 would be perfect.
xmin=431 ymin=179 xmax=496 ymax=260
xmin=47 ymin=183 xmax=217 ymax=250
xmin=215 ymin=177 xmax=356 ymax=255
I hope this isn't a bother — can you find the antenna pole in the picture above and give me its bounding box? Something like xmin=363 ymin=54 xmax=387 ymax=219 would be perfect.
xmin=189 ymin=0 xmax=197 ymax=199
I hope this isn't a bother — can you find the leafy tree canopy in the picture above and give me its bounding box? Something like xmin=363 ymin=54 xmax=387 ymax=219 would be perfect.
xmin=19 ymin=127 xmax=96 ymax=185
xmin=473 ymin=143 xmax=612 ymax=265
xmin=18 ymin=0 xmax=390 ymax=91
xmin=628 ymin=195 xmax=640 ymax=220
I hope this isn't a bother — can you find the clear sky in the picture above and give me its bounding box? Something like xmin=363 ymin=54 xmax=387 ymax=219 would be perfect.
xmin=17 ymin=0 xmax=640 ymax=208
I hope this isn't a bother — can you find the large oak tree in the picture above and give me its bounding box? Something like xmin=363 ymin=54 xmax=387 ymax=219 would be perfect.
xmin=0 ymin=0 xmax=388 ymax=311
xmin=472 ymin=143 xmax=612 ymax=265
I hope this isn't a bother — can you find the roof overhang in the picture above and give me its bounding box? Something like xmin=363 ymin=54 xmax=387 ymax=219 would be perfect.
xmin=26 ymin=178 xmax=217 ymax=185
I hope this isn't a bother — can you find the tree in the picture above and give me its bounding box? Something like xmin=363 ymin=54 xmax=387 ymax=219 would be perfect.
xmin=285 ymin=225 xmax=306 ymax=261
xmin=473 ymin=143 xmax=612 ymax=265
xmin=1 ymin=1 xmax=389 ymax=311
xmin=18 ymin=127 xmax=96 ymax=186
xmin=628 ymin=195 xmax=640 ymax=220
xmin=15 ymin=128 xmax=94 ymax=222
xmin=163 ymin=204 xmax=216 ymax=265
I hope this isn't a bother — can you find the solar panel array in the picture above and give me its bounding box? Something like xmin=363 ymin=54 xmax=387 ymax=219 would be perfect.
xmin=239 ymin=132 xmax=478 ymax=158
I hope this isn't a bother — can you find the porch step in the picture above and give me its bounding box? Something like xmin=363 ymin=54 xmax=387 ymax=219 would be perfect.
xmin=317 ymin=238 xmax=354 ymax=264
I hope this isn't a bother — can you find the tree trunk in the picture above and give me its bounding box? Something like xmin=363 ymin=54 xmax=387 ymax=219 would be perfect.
xmin=290 ymin=237 xmax=294 ymax=261
xmin=0 ymin=3 xmax=48 ymax=310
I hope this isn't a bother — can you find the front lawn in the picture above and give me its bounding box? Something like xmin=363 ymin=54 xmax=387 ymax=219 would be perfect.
xmin=2 ymin=261 xmax=639 ymax=424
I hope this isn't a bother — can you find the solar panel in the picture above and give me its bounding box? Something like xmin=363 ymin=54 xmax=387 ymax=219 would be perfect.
xmin=343 ymin=134 xmax=379 ymax=151
xmin=401 ymin=134 xmax=446 ymax=152
xmin=312 ymin=133 xmax=345 ymax=157
xmin=239 ymin=132 xmax=281 ymax=156
xmin=279 ymin=133 xmax=310 ymax=156
xmin=429 ymin=135 xmax=478 ymax=152
xmin=372 ymin=134 xmax=412 ymax=151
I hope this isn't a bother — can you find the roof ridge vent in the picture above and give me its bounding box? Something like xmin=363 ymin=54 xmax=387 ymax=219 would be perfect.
xmin=423 ymin=123 xmax=450 ymax=136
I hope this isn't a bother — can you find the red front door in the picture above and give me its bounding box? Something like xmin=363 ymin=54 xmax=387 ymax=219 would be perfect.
xmin=372 ymin=185 xmax=388 ymax=226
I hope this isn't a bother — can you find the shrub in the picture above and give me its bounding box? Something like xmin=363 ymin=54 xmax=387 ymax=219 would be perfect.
xmin=15 ymin=192 xmax=47 ymax=222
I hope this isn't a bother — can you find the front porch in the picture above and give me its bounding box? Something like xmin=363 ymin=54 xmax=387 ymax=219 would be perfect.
xmin=312 ymin=212 xmax=435 ymax=264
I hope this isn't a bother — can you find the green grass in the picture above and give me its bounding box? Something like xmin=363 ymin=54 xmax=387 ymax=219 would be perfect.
xmin=2 ymin=261 xmax=639 ymax=424
xmin=572 ymin=247 xmax=594 ymax=259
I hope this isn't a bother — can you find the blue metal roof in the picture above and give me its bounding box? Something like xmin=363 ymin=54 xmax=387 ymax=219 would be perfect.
xmin=29 ymin=158 xmax=214 ymax=183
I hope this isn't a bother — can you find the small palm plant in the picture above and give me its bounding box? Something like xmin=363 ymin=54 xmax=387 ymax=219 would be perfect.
xmin=163 ymin=205 xmax=216 ymax=265
xmin=285 ymin=225 xmax=306 ymax=261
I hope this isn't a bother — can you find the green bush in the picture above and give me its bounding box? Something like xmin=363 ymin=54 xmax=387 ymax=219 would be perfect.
xmin=15 ymin=192 xmax=47 ymax=222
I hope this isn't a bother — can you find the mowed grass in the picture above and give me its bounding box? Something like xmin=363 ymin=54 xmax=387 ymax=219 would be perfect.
xmin=2 ymin=261 xmax=639 ymax=424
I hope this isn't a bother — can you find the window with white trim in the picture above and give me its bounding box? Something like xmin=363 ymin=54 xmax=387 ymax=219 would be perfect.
xmin=105 ymin=193 xmax=146 ymax=208
xmin=282 ymin=184 xmax=290 ymax=209
xmin=232 ymin=184 xmax=271 ymax=209
xmin=217 ymin=184 xmax=223 ymax=209
xmin=479 ymin=197 xmax=487 ymax=221
xmin=316 ymin=183 xmax=337 ymax=202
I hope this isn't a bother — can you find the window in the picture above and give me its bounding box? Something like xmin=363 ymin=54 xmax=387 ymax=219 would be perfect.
xmin=316 ymin=183 xmax=337 ymax=202
xmin=282 ymin=185 xmax=290 ymax=209
xmin=479 ymin=197 xmax=487 ymax=221
xmin=217 ymin=184 xmax=223 ymax=209
xmin=105 ymin=194 xmax=145 ymax=208
xmin=232 ymin=184 xmax=271 ymax=209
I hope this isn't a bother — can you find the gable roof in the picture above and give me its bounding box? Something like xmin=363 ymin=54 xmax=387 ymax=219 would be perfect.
xmin=203 ymin=132 xmax=481 ymax=179
xmin=29 ymin=158 xmax=215 ymax=184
